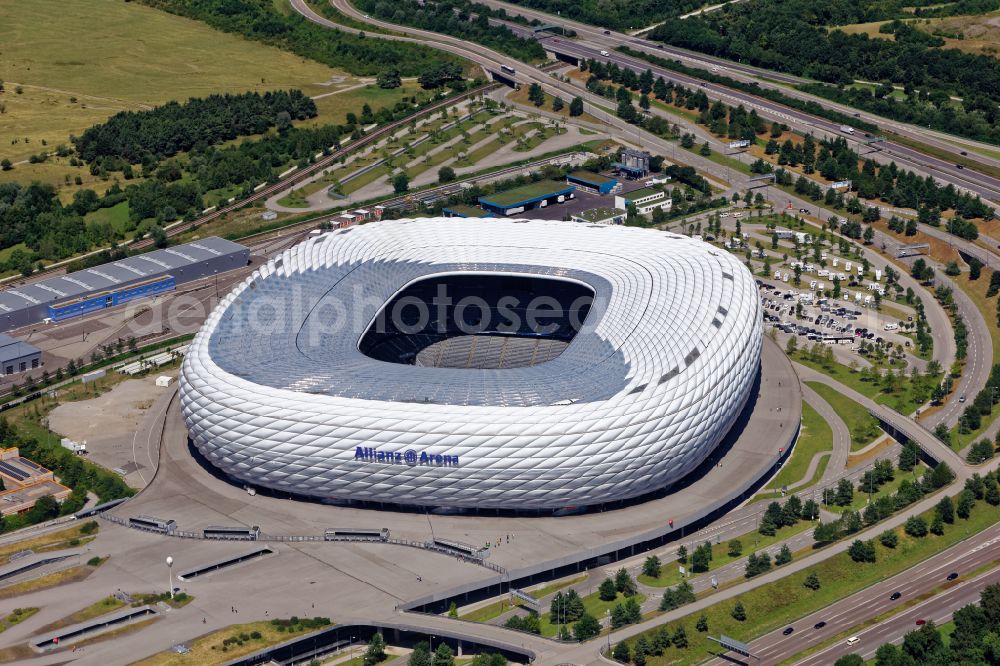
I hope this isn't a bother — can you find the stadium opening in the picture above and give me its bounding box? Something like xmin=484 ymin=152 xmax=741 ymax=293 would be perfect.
xmin=180 ymin=218 xmax=762 ymax=511
xmin=359 ymin=273 xmax=594 ymax=369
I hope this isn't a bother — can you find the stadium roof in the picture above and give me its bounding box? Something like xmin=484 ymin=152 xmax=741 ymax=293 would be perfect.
xmin=180 ymin=218 xmax=762 ymax=509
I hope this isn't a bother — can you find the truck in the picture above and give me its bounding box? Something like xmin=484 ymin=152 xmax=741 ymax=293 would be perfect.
xmin=840 ymin=125 xmax=855 ymax=135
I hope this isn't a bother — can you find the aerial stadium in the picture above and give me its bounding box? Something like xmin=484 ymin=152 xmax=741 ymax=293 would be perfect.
xmin=179 ymin=217 xmax=762 ymax=511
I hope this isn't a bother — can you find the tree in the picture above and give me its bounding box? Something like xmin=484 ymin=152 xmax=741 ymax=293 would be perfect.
xmin=411 ymin=643 xmax=432 ymax=666
xmin=879 ymin=529 xmax=899 ymax=548
xmin=775 ymin=544 xmax=792 ymax=565
xmin=935 ymin=496 xmax=954 ymax=524
xmin=0 ymin=159 xmax=11 ymax=171
xmin=691 ymin=546 xmax=711 ymax=573
xmin=833 ymin=656 xmax=864 ymax=666
xmin=731 ymin=601 xmax=747 ymax=621
xmin=848 ymin=539 xmax=877 ymax=563
xmin=528 ymin=83 xmax=545 ymax=107
xmin=364 ymin=633 xmax=387 ymax=666
xmin=803 ymin=572 xmax=821 ymax=590
xmin=677 ymin=545 xmax=688 ymax=564
xmin=573 ymin=612 xmax=601 ymax=641
xmin=438 ymin=166 xmax=456 ymax=183
xmin=27 ymin=495 xmax=59 ymax=524
xmin=642 ymin=555 xmax=661 ymax=579
xmin=569 ymin=96 xmax=584 ymax=117
xmin=552 ymin=96 xmax=565 ymax=113
xmin=672 ymin=626 xmax=688 ymax=648
xmin=377 ymin=69 xmax=402 ymax=89
xmin=599 ymin=577 xmax=618 ymax=601
xmin=612 ymin=641 xmax=630 ymax=663
xmin=615 ymin=568 xmax=637 ymax=596
xmin=696 ymin=614 xmax=709 ymax=632
xmin=447 ymin=602 xmax=458 ymax=618
xmin=727 ymin=539 xmax=742 ymax=557
xmin=699 ymin=142 xmax=711 ymax=156
xmin=433 ymin=643 xmax=455 ymax=666
xmin=392 ymin=173 xmax=409 ymax=193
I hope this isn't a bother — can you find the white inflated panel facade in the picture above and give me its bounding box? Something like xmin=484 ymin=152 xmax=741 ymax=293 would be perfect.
xmin=180 ymin=218 xmax=762 ymax=509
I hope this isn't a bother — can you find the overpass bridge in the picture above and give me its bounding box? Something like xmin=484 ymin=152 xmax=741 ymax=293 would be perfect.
xmin=868 ymin=406 xmax=966 ymax=469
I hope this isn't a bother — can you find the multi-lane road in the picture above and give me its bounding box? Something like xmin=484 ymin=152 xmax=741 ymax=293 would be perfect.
xmin=709 ymin=521 xmax=1000 ymax=665
xmin=477 ymin=0 xmax=1000 ymax=193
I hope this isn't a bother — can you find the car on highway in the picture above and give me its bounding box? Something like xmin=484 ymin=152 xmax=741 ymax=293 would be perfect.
xmin=916 ymin=619 xmax=927 ymax=625
xmin=890 ymin=591 xmax=902 ymax=600
xmin=603 ymin=29 xmax=611 ymax=35
xmin=947 ymin=572 xmax=959 ymax=581
xmin=814 ymin=621 xmax=827 ymax=629
xmin=957 ymin=164 xmax=965 ymax=169
xmin=960 ymin=395 xmax=967 ymax=403
xmin=847 ymin=636 xmax=860 ymax=646
xmin=960 ymin=151 xmax=968 ymax=155
xmin=600 ymin=50 xmax=609 ymax=56
xmin=798 ymin=208 xmax=810 ymax=214
xmin=783 ymin=627 xmax=795 ymax=636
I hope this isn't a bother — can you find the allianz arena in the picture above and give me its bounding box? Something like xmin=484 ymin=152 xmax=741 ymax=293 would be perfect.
xmin=179 ymin=217 xmax=762 ymax=510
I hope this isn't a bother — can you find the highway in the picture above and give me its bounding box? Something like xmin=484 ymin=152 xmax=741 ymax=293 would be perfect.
xmin=477 ymin=0 xmax=1000 ymax=188
xmin=705 ymin=521 xmax=1000 ymax=665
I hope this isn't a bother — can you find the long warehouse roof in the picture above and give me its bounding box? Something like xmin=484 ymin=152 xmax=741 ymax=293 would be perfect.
xmin=0 ymin=237 xmax=246 ymax=315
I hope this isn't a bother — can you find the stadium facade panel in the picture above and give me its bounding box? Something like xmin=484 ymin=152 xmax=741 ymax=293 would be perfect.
xmin=180 ymin=218 xmax=762 ymax=510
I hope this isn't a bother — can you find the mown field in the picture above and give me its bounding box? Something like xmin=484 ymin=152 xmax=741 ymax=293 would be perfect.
xmin=0 ymin=0 xmax=355 ymax=170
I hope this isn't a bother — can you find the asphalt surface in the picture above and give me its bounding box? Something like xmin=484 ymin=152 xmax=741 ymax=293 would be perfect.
xmin=477 ymin=0 xmax=1000 ymax=197
xmin=705 ymin=521 xmax=1000 ymax=665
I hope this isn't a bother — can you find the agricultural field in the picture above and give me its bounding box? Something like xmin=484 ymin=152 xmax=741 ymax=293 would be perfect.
xmin=0 ymin=0 xmax=378 ymax=182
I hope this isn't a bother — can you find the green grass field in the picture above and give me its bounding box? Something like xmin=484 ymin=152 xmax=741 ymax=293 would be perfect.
xmin=638 ymin=521 xmax=815 ymax=589
xmin=84 ymin=201 xmax=131 ymax=234
xmin=0 ymin=0 xmax=350 ymax=167
xmin=806 ymin=382 xmax=883 ymax=451
xmin=766 ymin=401 xmax=833 ymax=491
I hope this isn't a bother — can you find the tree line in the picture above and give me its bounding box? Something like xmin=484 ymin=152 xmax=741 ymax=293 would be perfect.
xmin=504 ymin=0 xmax=711 ymax=31
xmin=137 ymin=0 xmax=456 ymax=76
xmin=647 ymin=0 xmax=1000 ymax=142
xmin=74 ymin=90 xmax=317 ymax=165
xmin=355 ymin=0 xmax=546 ymax=62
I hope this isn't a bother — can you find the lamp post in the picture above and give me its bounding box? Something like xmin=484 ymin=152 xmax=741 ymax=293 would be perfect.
xmin=165 ymin=556 xmax=174 ymax=599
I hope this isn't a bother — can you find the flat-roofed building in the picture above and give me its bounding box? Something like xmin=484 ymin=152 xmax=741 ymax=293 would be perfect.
xmin=0 ymin=333 xmax=40 ymax=376
xmin=478 ymin=180 xmax=576 ymax=216
xmin=442 ymin=204 xmax=494 ymax=218
xmin=0 ymin=237 xmax=249 ymax=332
xmin=571 ymin=207 xmax=627 ymax=226
xmin=615 ymin=187 xmax=672 ymax=215
xmin=566 ymin=171 xmax=619 ymax=195
xmin=0 ymin=448 xmax=71 ymax=516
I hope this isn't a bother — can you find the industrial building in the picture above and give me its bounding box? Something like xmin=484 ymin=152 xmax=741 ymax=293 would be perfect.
xmin=615 ymin=187 xmax=672 ymax=215
xmin=571 ymin=207 xmax=627 ymax=226
xmin=0 ymin=447 xmax=71 ymax=517
xmin=0 ymin=333 xmax=41 ymax=376
xmin=442 ymin=204 xmax=494 ymax=219
xmin=0 ymin=237 xmax=249 ymax=332
xmin=478 ymin=180 xmax=576 ymax=216
xmin=615 ymin=149 xmax=652 ymax=179
xmin=565 ymin=171 xmax=619 ymax=195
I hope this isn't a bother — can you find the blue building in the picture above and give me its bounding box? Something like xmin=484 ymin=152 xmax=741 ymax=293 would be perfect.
xmin=0 ymin=237 xmax=249 ymax=331
xmin=566 ymin=171 xmax=619 ymax=195
xmin=478 ymin=180 xmax=576 ymax=216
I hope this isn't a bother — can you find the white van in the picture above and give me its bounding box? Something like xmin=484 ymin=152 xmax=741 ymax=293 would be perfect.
xmin=884 ymin=323 xmax=898 ymax=331
xmin=846 ymin=637 xmax=860 ymax=646
xmin=600 ymin=50 xmax=610 ymax=56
